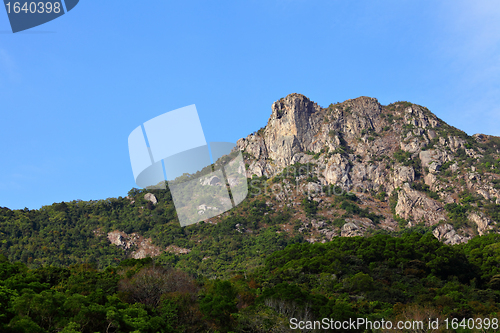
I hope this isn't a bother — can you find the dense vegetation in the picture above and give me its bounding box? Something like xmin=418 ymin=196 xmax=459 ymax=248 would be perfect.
xmin=0 ymin=187 xmax=300 ymax=277
xmin=3 ymin=177 xmax=500 ymax=331
xmin=2 ymin=233 xmax=500 ymax=332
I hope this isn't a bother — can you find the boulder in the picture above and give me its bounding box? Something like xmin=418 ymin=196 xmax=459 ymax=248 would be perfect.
xmin=144 ymin=193 xmax=157 ymax=205
xmin=433 ymin=224 xmax=470 ymax=245
xmin=468 ymin=212 xmax=494 ymax=236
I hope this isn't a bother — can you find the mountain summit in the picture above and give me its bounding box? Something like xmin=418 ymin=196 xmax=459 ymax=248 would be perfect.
xmin=237 ymin=93 xmax=500 ymax=244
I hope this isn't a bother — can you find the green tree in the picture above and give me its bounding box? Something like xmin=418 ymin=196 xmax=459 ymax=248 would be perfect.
xmin=199 ymin=280 xmax=237 ymax=330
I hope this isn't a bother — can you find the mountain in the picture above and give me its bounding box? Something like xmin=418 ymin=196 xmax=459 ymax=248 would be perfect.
xmin=2 ymin=93 xmax=500 ymax=272
xmin=237 ymin=93 xmax=500 ymax=244
xmin=3 ymin=94 xmax=500 ymax=332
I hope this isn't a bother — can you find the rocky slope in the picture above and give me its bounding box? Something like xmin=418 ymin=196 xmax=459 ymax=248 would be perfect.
xmin=236 ymin=93 xmax=500 ymax=244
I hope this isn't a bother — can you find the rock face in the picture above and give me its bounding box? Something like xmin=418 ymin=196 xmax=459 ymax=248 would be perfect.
xmin=239 ymin=94 xmax=386 ymax=178
xmin=393 ymin=166 xmax=415 ymax=188
xmin=264 ymin=94 xmax=323 ymax=168
xmin=237 ymin=94 xmax=441 ymax=196
xmin=419 ymin=149 xmax=452 ymax=174
xmin=144 ymin=193 xmax=157 ymax=205
xmin=468 ymin=212 xmax=493 ymax=236
xmin=197 ymin=204 xmax=217 ymax=215
xmin=107 ymin=230 xmax=162 ymax=259
xmin=395 ymin=183 xmax=446 ymax=226
xmin=165 ymin=245 xmax=191 ymax=254
xmin=236 ymin=93 xmax=500 ymax=243
xmin=200 ymin=175 xmax=222 ymax=186
xmin=432 ymin=224 xmax=470 ymax=245
xmin=107 ymin=230 xmax=190 ymax=259
xmin=340 ymin=218 xmax=374 ymax=237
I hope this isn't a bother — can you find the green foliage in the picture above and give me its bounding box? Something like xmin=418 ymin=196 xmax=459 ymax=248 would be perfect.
xmin=455 ymin=148 xmax=467 ymax=159
xmin=0 ymin=184 xmax=306 ymax=284
xmin=312 ymin=147 xmax=327 ymax=159
xmin=396 ymin=101 xmax=413 ymax=108
xmin=485 ymin=203 xmax=500 ymax=222
xmin=393 ymin=149 xmax=412 ymax=166
xmin=272 ymin=162 xmax=317 ymax=185
xmin=332 ymin=218 xmax=346 ymax=228
xmin=302 ymin=198 xmax=319 ymax=216
xmin=200 ymin=280 xmax=238 ymax=330
xmin=470 ymin=137 xmax=500 ymax=174
xmin=2 ymin=229 xmax=500 ymax=332
xmin=375 ymin=191 xmax=386 ymax=201
xmin=344 ymin=272 xmax=374 ymax=292
xmin=0 ymin=258 xmax=196 ymax=333
xmin=462 ymin=234 xmax=500 ymax=281
xmin=393 ymin=149 xmax=422 ymax=178
xmin=260 ymin=231 xmax=496 ymax=320
xmin=385 ymin=113 xmax=394 ymax=123
xmin=411 ymin=182 xmax=440 ymax=200
xmin=339 ymin=201 xmax=383 ymax=224
xmin=444 ymin=203 xmax=468 ymax=222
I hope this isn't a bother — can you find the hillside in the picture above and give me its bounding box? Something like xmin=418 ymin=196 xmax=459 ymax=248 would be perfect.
xmin=2 ymin=93 xmax=500 ymax=272
xmin=3 ymin=94 xmax=500 ymax=332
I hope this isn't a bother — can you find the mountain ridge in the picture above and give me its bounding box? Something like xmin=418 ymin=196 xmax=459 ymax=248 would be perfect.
xmin=236 ymin=93 xmax=500 ymax=244
xmin=2 ymin=93 xmax=500 ymax=273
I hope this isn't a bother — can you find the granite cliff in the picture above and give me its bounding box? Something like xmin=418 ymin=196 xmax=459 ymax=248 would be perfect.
xmin=236 ymin=93 xmax=500 ymax=244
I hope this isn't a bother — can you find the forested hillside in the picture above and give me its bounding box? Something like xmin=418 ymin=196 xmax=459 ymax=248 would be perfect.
xmin=2 ymin=234 xmax=500 ymax=332
xmin=0 ymin=185 xmax=301 ymax=277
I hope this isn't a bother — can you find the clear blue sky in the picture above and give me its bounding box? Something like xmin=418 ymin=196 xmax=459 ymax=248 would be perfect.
xmin=1 ymin=1 xmax=499 ymax=210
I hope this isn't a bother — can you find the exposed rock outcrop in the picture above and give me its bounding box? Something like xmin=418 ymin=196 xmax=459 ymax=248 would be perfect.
xmin=237 ymin=94 xmax=443 ymax=196
xmin=200 ymin=175 xmax=222 ymax=186
xmin=468 ymin=212 xmax=493 ymax=236
xmin=395 ymin=183 xmax=446 ymax=226
xmin=419 ymin=149 xmax=452 ymax=174
xmin=340 ymin=218 xmax=374 ymax=237
xmin=107 ymin=230 xmax=161 ymax=259
xmin=144 ymin=193 xmax=157 ymax=205
xmin=432 ymin=224 xmax=470 ymax=245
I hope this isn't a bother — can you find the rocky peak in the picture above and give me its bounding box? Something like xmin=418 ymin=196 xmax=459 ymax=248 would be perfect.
xmin=340 ymin=96 xmax=383 ymax=134
xmin=237 ymin=93 xmax=500 ymax=243
xmin=270 ymin=93 xmax=320 ymax=122
xmin=264 ymin=94 xmax=321 ymax=167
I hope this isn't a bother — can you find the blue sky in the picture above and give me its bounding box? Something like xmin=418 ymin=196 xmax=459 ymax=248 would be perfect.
xmin=1 ymin=0 xmax=500 ymax=210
